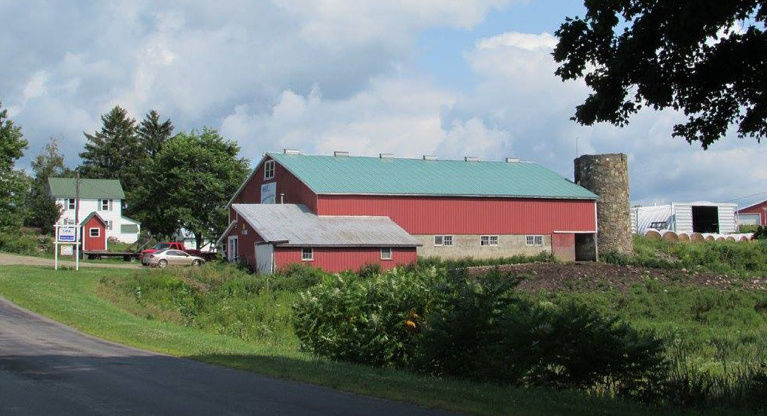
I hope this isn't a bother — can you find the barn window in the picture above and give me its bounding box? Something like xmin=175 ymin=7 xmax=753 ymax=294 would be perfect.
xmin=89 ymin=228 xmax=100 ymax=237
xmin=68 ymin=199 xmax=76 ymax=210
xmin=434 ymin=235 xmax=453 ymax=246
xmin=526 ymin=235 xmax=543 ymax=246
xmin=480 ymin=235 xmax=498 ymax=246
xmin=264 ymin=160 xmax=275 ymax=180
xmin=380 ymin=247 xmax=392 ymax=260
xmin=301 ymin=247 xmax=313 ymax=261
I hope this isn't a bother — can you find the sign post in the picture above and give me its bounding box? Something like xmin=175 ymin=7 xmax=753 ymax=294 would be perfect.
xmin=55 ymin=224 xmax=80 ymax=271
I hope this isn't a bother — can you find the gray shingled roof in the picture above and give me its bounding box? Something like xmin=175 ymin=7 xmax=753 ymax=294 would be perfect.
xmin=232 ymin=204 xmax=420 ymax=247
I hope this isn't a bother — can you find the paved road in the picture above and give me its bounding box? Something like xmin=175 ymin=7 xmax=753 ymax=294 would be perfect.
xmin=0 ymin=252 xmax=140 ymax=269
xmin=0 ymin=297 xmax=452 ymax=415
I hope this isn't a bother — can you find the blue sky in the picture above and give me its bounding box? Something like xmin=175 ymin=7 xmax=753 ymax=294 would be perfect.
xmin=1 ymin=1 xmax=765 ymax=207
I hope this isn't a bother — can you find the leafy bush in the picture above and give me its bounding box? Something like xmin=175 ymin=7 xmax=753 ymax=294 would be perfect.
xmin=753 ymin=226 xmax=767 ymax=240
xmin=417 ymin=271 xmax=666 ymax=401
xmin=0 ymin=229 xmax=52 ymax=256
xmin=293 ymin=266 xmax=666 ymax=401
xmin=292 ymin=267 xmax=442 ymax=367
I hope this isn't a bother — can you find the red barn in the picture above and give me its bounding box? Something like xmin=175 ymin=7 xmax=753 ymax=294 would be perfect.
xmin=221 ymin=151 xmax=599 ymax=272
xmin=738 ymin=199 xmax=767 ymax=225
xmin=80 ymin=212 xmax=107 ymax=251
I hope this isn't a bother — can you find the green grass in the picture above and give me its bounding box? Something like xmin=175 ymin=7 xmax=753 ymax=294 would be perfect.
xmin=603 ymin=235 xmax=767 ymax=277
xmin=0 ymin=265 xmax=742 ymax=416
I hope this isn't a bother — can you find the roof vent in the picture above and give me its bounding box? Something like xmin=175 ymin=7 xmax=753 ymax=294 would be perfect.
xmin=333 ymin=151 xmax=349 ymax=157
xmin=283 ymin=149 xmax=301 ymax=155
xmin=464 ymin=156 xmax=479 ymax=162
xmin=422 ymin=155 xmax=437 ymax=161
xmin=379 ymin=153 xmax=394 ymax=159
xmin=505 ymin=157 xmax=520 ymax=163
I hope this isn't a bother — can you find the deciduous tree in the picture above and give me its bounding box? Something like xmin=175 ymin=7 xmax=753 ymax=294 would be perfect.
xmin=0 ymin=101 xmax=29 ymax=230
xmin=554 ymin=1 xmax=767 ymax=148
xmin=25 ymin=138 xmax=73 ymax=234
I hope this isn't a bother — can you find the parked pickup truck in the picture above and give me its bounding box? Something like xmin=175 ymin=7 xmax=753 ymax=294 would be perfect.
xmin=140 ymin=242 xmax=217 ymax=265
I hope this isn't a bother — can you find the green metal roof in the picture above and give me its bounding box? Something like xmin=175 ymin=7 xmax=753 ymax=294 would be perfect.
xmin=48 ymin=177 xmax=125 ymax=199
xmin=79 ymin=211 xmax=106 ymax=227
xmin=267 ymin=153 xmax=598 ymax=200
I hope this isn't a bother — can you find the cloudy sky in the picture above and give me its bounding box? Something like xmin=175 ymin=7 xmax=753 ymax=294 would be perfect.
xmin=2 ymin=0 xmax=765 ymax=206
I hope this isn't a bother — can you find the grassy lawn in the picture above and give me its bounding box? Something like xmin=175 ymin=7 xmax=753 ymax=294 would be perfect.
xmin=0 ymin=265 xmax=738 ymax=416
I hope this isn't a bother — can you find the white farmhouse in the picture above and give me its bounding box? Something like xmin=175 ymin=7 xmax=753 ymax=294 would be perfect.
xmin=48 ymin=177 xmax=141 ymax=243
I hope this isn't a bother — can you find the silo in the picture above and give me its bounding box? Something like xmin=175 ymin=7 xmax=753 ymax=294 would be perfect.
xmin=574 ymin=153 xmax=633 ymax=255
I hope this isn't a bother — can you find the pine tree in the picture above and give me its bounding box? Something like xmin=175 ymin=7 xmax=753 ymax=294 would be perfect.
xmin=137 ymin=110 xmax=174 ymax=158
xmin=79 ymin=106 xmax=141 ymax=190
xmin=0 ymin=100 xmax=29 ymax=230
xmin=25 ymin=138 xmax=72 ymax=234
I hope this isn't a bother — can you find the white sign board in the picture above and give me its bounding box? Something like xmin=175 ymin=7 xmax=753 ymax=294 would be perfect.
xmin=60 ymin=245 xmax=74 ymax=256
xmin=261 ymin=182 xmax=276 ymax=204
xmin=58 ymin=226 xmax=77 ymax=242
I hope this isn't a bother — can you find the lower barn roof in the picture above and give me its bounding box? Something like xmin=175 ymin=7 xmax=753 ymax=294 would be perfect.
xmin=232 ymin=204 xmax=420 ymax=247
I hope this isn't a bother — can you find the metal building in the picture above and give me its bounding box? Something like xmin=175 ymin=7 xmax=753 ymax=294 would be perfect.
xmin=631 ymin=201 xmax=738 ymax=235
xmin=221 ymin=151 xmax=599 ymax=272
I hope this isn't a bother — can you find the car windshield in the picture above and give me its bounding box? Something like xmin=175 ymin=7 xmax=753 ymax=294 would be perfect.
xmin=154 ymin=243 xmax=171 ymax=250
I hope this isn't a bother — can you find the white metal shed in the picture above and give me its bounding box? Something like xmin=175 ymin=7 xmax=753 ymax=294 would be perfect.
xmin=631 ymin=201 xmax=738 ymax=235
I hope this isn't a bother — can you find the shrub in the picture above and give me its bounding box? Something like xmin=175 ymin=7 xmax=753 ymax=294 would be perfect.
xmin=417 ymin=272 xmax=667 ymax=400
xmin=0 ymin=229 xmax=52 ymax=256
xmin=292 ymin=267 xmax=442 ymax=367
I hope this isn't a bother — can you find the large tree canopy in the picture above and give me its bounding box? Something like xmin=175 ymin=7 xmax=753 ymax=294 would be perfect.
xmin=132 ymin=128 xmax=249 ymax=247
xmin=79 ymin=106 xmax=142 ymax=189
xmin=554 ymin=1 xmax=767 ymax=148
xmin=0 ymin=101 xmax=29 ymax=230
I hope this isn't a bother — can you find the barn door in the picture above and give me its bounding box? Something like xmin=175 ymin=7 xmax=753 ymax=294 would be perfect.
xmin=227 ymin=236 xmax=238 ymax=262
xmin=255 ymin=243 xmax=274 ymax=274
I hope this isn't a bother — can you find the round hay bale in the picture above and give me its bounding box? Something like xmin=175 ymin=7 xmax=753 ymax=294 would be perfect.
xmin=690 ymin=232 xmax=704 ymax=242
xmin=726 ymin=236 xmax=736 ymax=241
xmin=716 ymin=236 xmax=725 ymax=242
xmin=662 ymin=231 xmax=679 ymax=241
xmin=705 ymin=235 xmax=715 ymax=241
xmin=677 ymin=233 xmax=690 ymax=241
xmin=645 ymin=229 xmax=662 ymax=240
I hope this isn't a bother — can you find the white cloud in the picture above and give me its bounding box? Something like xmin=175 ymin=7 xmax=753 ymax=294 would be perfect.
xmin=476 ymin=31 xmax=557 ymax=51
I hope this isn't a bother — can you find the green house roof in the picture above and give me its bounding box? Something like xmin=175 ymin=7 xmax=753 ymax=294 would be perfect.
xmin=267 ymin=153 xmax=597 ymax=200
xmin=48 ymin=177 xmax=125 ymax=199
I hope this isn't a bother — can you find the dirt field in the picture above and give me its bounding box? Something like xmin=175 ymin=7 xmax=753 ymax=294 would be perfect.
xmin=469 ymin=262 xmax=767 ymax=292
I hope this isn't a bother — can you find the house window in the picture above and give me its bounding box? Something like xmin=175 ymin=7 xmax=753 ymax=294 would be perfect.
xmin=100 ymin=199 xmax=112 ymax=211
xmin=264 ymin=160 xmax=275 ymax=180
xmin=89 ymin=228 xmax=100 ymax=237
xmin=526 ymin=235 xmax=544 ymax=246
xmin=301 ymin=247 xmax=313 ymax=261
xmin=68 ymin=199 xmax=75 ymax=210
xmin=434 ymin=235 xmax=454 ymax=246
xmin=105 ymin=221 xmax=113 ymax=231
xmin=380 ymin=247 xmax=392 ymax=260
xmin=480 ymin=235 xmax=499 ymax=246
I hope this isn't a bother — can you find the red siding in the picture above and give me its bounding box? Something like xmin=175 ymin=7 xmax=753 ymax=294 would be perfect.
xmin=317 ymin=195 xmax=596 ymax=234
xmin=224 ymin=216 xmax=265 ymax=266
xmin=551 ymin=233 xmax=575 ymax=262
xmin=82 ymin=217 xmax=106 ymax=251
xmin=230 ymin=156 xmax=318 ymax=219
xmin=739 ymin=201 xmax=767 ymax=225
xmin=274 ymin=247 xmax=417 ymax=273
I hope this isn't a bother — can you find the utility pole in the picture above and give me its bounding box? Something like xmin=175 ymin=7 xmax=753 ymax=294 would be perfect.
xmin=74 ymin=173 xmax=81 ymax=270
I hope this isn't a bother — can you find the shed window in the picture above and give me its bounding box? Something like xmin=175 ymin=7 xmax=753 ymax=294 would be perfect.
xmin=434 ymin=235 xmax=453 ymax=246
xmin=264 ymin=160 xmax=275 ymax=180
xmin=525 ymin=235 xmax=543 ymax=246
xmin=89 ymin=228 xmax=100 ymax=237
xmin=380 ymin=247 xmax=392 ymax=260
xmin=301 ymin=247 xmax=313 ymax=261
xmin=480 ymin=235 xmax=498 ymax=246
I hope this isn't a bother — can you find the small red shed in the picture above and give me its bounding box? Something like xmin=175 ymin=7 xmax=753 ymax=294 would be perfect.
xmin=80 ymin=212 xmax=107 ymax=251
xmin=221 ymin=204 xmax=419 ymax=273
xmin=738 ymin=200 xmax=767 ymax=226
